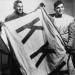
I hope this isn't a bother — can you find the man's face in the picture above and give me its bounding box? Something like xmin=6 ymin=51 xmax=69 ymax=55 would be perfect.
xmin=55 ymin=4 xmax=64 ymax=15
xmin=15 ymin=2 xmax=23 ymax=14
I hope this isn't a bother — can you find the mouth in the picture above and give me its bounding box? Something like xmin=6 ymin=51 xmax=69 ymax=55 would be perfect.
xmin=59 ymin=10 xmax=63 ymax=14
xmin=18 ymin=10 xmax=23 ymax=13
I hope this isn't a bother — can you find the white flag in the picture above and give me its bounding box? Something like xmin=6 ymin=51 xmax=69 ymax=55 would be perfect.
xmin=4 ymin=8 xmax=49 ymax=75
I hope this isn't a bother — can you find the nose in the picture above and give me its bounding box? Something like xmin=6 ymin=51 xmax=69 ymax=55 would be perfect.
xmin=19 ymin=8 xmax=22 ymax=10
xmin=59 ymin=7 xmax=63 ymax=11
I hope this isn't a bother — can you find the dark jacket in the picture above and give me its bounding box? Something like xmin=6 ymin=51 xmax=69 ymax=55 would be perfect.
xmin=5 ymin=11 xmax=27 ymax=22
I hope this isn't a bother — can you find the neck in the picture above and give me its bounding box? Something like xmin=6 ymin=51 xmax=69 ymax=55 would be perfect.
xmin=15 ymin=11 xmax=24 ymax=16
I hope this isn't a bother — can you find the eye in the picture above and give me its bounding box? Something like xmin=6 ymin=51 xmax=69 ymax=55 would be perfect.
xmin=61 ymin=6 xmax=64 ymax=8
xmin=56 ymin=7 xmax=60 ymax=10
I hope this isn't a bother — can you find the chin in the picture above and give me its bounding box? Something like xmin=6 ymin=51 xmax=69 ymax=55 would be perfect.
xmin=19 ymin=12 xmax=23 ymax=14
xmin=18 ymin=10 xmax=23 ymax=13
xmin=18 ymin=12 xmax=23 ymax=14
xmin=60 ymin=12 xmax=64 ymax=15
xmin=59 ymin=13 xmax=63 ymax=15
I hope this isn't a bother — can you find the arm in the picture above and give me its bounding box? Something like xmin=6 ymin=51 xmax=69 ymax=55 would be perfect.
xmin=68 ymin=20 xmax=75 ymax=48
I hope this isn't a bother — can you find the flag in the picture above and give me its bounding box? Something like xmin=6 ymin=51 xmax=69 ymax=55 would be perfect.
xmin=41 ymin=7 xmax=67 ymax=71
xmin=41 ymin=7 xmax=66 ymax=54
xmin=4 ymin=8 xmax=49 ymax=75
xmin=3 ymin=7 xmax=71 ymax=75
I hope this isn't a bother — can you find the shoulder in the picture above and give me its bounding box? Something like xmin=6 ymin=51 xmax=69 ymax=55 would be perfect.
xmin=5 ymin=12 xmax=27 ymax=22
xmin=5 ymin=12 xmax=17 ymax=22
xmin=23 ymin=12 xmax=27 ymax=16
xmin=5 ymin=15 xmax=12 ymax=22
xmin=63 ymin=14 xmax=74 ymax=22
xmin=64 ymin=14 xmax=74 ymax=19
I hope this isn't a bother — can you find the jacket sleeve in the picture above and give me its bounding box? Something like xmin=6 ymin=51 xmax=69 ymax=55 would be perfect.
xmin=68 ymin=20 xmax=75 ymax=48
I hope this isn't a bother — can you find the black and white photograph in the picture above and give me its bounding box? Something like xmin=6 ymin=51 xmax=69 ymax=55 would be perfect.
xmin=0 ymin=0 xmax=75 ymax=75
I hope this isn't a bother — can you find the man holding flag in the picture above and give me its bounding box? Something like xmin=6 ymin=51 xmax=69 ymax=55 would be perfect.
xmin=0 ymin=0 xmax=27 ymax=75
xmin=44 ymin=0 xmax=75 ymax=75
xmin=0 ymin=0 xmax=75 ymax=75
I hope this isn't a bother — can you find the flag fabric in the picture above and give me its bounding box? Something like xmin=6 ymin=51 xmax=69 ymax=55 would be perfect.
xmin=41 ymin=7 xmax=66 ymax=54
xmin=2 ymin=7 xmax=75 ymax=75
xmin=4 ymin=8 xmax=49 ymax=75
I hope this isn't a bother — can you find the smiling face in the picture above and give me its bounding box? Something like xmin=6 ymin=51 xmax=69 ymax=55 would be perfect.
xmin=15 ymin=2 xmax=23 ymax=14
xmin=54 ymin=3 xmax=64 ymax=15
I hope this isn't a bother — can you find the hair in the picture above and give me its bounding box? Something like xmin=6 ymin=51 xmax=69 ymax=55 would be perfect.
xmin=54 ymin=0 xmax=64 ymax=9
xmin=14 ymin=0 xmax=22 ymax=9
